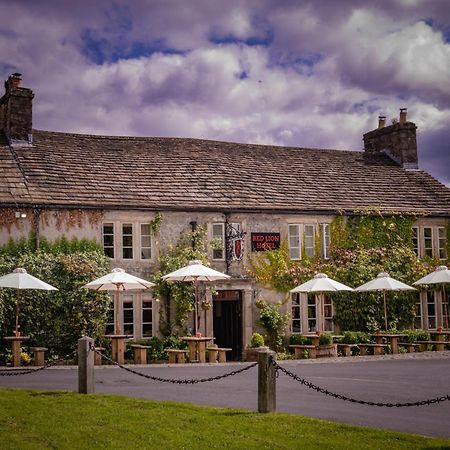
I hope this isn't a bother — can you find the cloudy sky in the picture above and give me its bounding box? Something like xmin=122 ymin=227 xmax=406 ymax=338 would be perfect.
xmin=1 ymin=0 xmax=449 ymax=186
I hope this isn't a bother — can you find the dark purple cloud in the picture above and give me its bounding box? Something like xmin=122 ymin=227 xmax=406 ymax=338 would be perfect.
xmin=0 ymin=0 xmax=449 ymax=187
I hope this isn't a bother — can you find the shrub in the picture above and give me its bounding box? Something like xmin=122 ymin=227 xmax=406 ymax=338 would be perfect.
xmin=341 ymin=331 xmax=370 ymax=344
xmin=402 ymin=329 xmax=430 ymax=343
xmin=289 ymin=334 xmax=308 ymax=345
xmin=250 ymin=332 xmax=265 ymax=348
xmin=318 ymin=333 xmax=333 ymax=346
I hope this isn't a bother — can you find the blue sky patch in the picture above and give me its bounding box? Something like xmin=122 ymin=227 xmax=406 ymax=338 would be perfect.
xmin=81 ymin=29 xmax=185 ymax=64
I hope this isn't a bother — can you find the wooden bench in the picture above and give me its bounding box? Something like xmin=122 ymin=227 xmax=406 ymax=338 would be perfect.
xmin=94 ymin=346 xmax=105 ymax=365
xmin=289 ymin=344 xmax=317 ymax=359
xmin=398 ymin=342 xmax=420 ymax=353
xmin=358 ymin=343 xmax=388 ymax=356
xmin=207 ymin=347 xmax=232 ymax=363
xmin=336 ymin=343 xmax=358 ymax=357
xmin=130 ymin=345 xmax=151 ymax=364
xmin=30 ymin=347 xmax=48 ymax=366
xmin=166 ymin=349 xmax=188 ymax=364
xmin=415 ymin=341 xmax=450 ymax=352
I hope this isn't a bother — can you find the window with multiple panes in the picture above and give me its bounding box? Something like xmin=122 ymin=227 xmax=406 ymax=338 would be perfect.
xmin=103 ymin=223 xmax=115 ymax=258
xmin=123 ymin=295 xmax=134 ymax=336
xmin=212 ymin=223 xmax=225 ymax=260
xmin=411 ymin=226 xmax=419 ymax=257
xmin=322 ymin=224 xmax=330 ymax=259
xmin=423 ymin=227 xmax=433 ymax=258
xmin=307 ymin=295 xmax=317 ymax=332
xmin=444 ymin=290 xmax=450 ymax=330
xmin=140 ymin=223 xmax=152 ymax=260
xmin=288 ymin=225 xmax=301 ymax=260
xmin=437 ymin=227 xmax=447 ymax=260
xmin=304 ymin=225 xmax=315 ymax=257
xmin=323 ymin=295 xmax=333 ymax=332
xmin=291 ymin=294 xmax=301 ymax=333
xmin=122 ymin=224 xmax=133 ymax=259
xmin=426 ymin=291 xmax=436 ymax=329
xmin=142 ymin=297 xmax=153 ymax=337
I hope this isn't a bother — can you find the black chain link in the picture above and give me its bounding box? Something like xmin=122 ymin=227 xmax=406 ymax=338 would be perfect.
xmin=273 ymin=360 xmax=450 ymax=407
xmin=0 ymin=349 xmax=77 ymax=377
xmin=91 ymin=344 xmax=258 ymax=384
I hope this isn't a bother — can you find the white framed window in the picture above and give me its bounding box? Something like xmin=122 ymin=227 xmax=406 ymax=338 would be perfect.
xmin=140 ymin=223 xmax=152 ymax=260
xmin=437 ymin=227 xmax=447 ymax=260
xmin=322 ymin=224 xmax=330 ymax=259
xmin=426 ymin=291 xmax=436 ymax=329
xmin=288 ymin=225 xmax=301 ymax=260
xmin=443 ymin=290 xmax=449 ymax=330
xmin=102 ymin=223 xmax=115 ymax=258
xmin=212 ymin=223 xmax=225 ymax=260
xmin=123 ymin=295 xmax=134 ymax=336
xmin=423 ymin=227 xmax=433 ymax=258
xmin=323 ymin=295 xmax=334 ymax=332
xmin=142 ymin=296 xmax=153 ymax=337
xmin=304 ymin=225 xmax=315 ymax=257
xmin=307 ymin=294 xmax=317 ymax=332
xmin=291 ymin=294 xmax=301 ymax=333
xmin=122 ymin=224 xmax=134 ymax=259
xmin=411 ymin=226 xmax=419 ymax=257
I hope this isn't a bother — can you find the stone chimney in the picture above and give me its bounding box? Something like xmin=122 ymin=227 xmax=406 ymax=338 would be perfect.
xmin=363 ymin=108 xmax=418 ymax=169
xmin=0 ymin=73 xmax=34 ymax=145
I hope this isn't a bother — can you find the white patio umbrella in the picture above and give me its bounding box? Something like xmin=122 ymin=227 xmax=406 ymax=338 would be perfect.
xmin=355 ymin=272 xmax=415 ymax=330
xmin=414 ymin=266 xmax=450 ymax=329
xmin=162 ymin=260 xmax=230 ymax=334
xmin=0 ymin=268 xmax=58 ymax=336
xmin=290 ymin=273 xmax=353 ymax=331
xmin=84 ymin=268 xmax=155 ymax=335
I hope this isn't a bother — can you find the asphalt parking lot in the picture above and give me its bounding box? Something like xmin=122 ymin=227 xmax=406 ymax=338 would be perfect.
xmin=1 ymin=351 xmax=450 ymax=439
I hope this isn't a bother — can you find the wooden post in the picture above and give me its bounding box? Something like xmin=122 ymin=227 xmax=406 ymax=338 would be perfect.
xmin=78 ymin=336 xmax=95 ymax=394
xmin=258 ymin=349 xmax=276 ymax=413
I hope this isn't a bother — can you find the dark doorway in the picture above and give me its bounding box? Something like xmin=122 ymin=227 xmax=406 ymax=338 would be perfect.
xmin=213 ymin=290 xmax=243 ymax=361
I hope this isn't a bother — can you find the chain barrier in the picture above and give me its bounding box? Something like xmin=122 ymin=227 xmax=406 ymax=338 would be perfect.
xmin=273 ymin=360 xmax=450 ymax=408
xmin=0 ymin=349 xmax=77 ymax=377
xmin=90 ymin=344 xmax=258 ymax=384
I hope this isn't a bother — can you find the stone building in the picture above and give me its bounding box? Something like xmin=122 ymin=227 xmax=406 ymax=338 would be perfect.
xmin=1 ymin=74 xmax=449 ymax=359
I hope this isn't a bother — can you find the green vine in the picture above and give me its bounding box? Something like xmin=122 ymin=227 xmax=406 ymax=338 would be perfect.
xmin=150 ymin=212 xmax=163 ymax=235
xmin=152 ymin=225 xmax=210 ymax=335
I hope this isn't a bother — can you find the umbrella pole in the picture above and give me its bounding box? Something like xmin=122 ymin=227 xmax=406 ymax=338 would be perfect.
xmin=383 ymin=291 xmax=388 ymax=331
xmin=115 ymin=286 xmax=120 ymax=335
xmin=194 ymin=280 xmax=199 ymax=335
xmin=443 ymin=286 xmax=448 ymax=330
xmin=15 ymin=289 xmax=20 ymax=337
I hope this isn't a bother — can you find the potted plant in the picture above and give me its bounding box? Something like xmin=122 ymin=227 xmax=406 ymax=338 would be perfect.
xmin=245 ymin=332 xmax=269 ymax=361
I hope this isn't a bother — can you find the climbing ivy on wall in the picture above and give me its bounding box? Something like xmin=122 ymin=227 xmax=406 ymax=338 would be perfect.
xmin=248 ymin=212 xmax=448 ymax=332
xmin=152 ymin=225 xmax=210 ymax=336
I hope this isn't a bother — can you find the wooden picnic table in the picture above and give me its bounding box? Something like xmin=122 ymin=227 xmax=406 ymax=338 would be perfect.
xmin=103 ymin=334 xmax=130 ymax=365
xmin=181 ymin=336 xmax=214 ymax=363
xmin=4 ymin=335 xmax=30 ymax=367
xmin=371 ymin=334 xmax=406 ymax=354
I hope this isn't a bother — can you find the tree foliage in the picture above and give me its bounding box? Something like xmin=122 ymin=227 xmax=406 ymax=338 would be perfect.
xmin=0 ymin=237 xmax=111 ymax=361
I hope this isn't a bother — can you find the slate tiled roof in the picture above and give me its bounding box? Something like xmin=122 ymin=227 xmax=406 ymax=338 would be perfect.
xmin=1 ymin=129 xmax=449 ymax=215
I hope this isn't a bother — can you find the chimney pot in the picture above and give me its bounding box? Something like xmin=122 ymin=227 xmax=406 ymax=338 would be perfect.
xmin=399 ymin=108 xmax=407 ymax=124
xmin=378 ymin=116 xmax=386 ymax=129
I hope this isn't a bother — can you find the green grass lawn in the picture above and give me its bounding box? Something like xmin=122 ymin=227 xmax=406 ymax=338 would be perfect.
xmin=0 ymin=388 xmax=449 ymax=449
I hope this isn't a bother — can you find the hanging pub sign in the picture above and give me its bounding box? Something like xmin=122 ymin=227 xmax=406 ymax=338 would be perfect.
xmin=251 ymin=232 xmax=281 ymax=251
xmin=226 ymin=222 xmax=246 ymax=261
